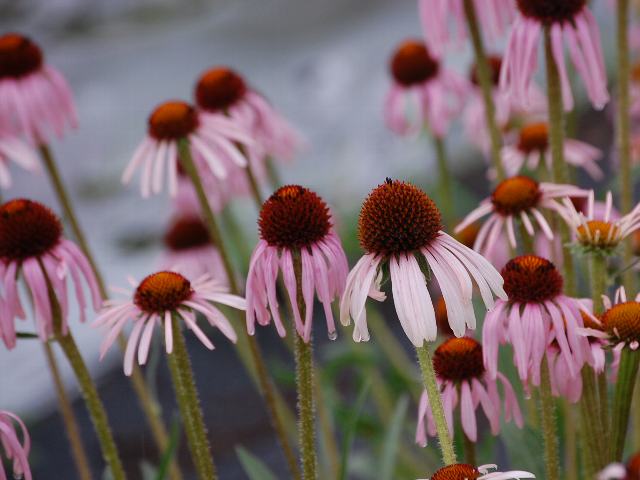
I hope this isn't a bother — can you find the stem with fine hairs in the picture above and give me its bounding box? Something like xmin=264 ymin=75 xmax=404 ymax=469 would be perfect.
xmin=539 ymin=357 xmax=560 ymax=480
xmin=177 ymin=138 xmax=301 ymax=480
xmin=611 ymin=348 xmax=640 ymax=461
xmin=43 ymin=342 xmax=93 ymax=480
xmin=416 ymin=344 xmax=457 ymax=465
xmin=462 ymin=0 xmax=505 ymax=182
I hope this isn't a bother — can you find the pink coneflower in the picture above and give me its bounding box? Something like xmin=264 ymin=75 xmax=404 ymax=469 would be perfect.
xmin=122 ymin=100 xmax=252 ymax=198
xmin=95 ymin=271 xmax=243 ymax=375
xmin=420 ymin=463 xmax=535 ymax=480
xmin=418 ymin=0 xmax=515 ymax=55
xmin=546 ymin=343 xmax=583 ymax=403
xmin=340 ymin=179 xmax=506 ymax=344
xmin=195 ymin=67 xmax=302 ymax=165
xmin=415 ymin=337 xmax=522 ymax=445
xmin=159 ymin=216 xmax=227 ymax=284
xmin=246 ymin=185 xmax=348 ymax=342
xmin=561 ymin=190 xmax=640 ymax=253
xmin=483 ymin=255 xmax=591 ymax=387
xmin=598 ymin=451 xmax=640 ymax=480
xmin=455 ymin=175 xmax=586 ymax=256
xmin=0 ymin=133 xmax=39 ymax=188
xmin=501 ymin=122 xmax=603 ymax=179
xmin=463 ymin=56 xmax=546 ymax=155
xmin=0 ymin=33 xmax=77 ymax=143
xmin=501 ymin=1 xmax=609 ymax=111
xmin=0 ymin=411 xmax=31 ymax=480
xmin=384 ymin=40 xmax=467 ymax=137
xmin=0 ymin=199 xmax=101 ymax=349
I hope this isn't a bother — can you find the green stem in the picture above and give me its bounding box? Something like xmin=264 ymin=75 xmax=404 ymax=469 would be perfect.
xmin=166 ymin=316 xmax=217 ymax=479
xmin=539 ymin=357 xmax=560 ymax=480
xmin=178 ymin=138 xmax=300 ymax=479
xmin=518 ymin=220 xmax=534 ymax=254
xmin=39 ymin=143 xmax=176 ymax=473
xmin=462 ymin=0 xmax=505 ymax=182
xmin=579 ymin=366 xmax=607 ymax=473
xmin=247 ymin=163 xmax=265 ymax=208
xmin=562 ymin=401 xmax=578 ymax=480
xmin=590 ymin=254 xmax=607 ymax=314
xmin=266 ymin=156 xmax=282 ymax=190
xmin=292 ymin=254 xmax=318 ymax=479
xmin=617 ymin=0 xmax=636 ymax=294
xmin=416 ymin=345 xmax=457 ymax=465
xmin=43 ymin=342 xmax=93 ymax=480
xmin=433 ymin=135 xmax=454 ymax=226
xmin=611 ymin=348 xmax=640 ymax=460
xmin=462 ymin=432 xmax=476 ymax=467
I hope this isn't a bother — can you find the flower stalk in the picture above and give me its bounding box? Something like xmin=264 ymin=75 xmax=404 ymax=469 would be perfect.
xmin=433 ymin=135 xmax=454 ymax=226
xmin=177 ymin=138 xmax=300 ymax=479
xmin=611 ymin=348 xmax=640 ymax=460
xmin=539 ymin=357 xmax=560 ymax=480
xmin=416 ymin=344 xmax=457 ymax=466
xmin=462 ymin=0 xmax=505 ymax=182
xmin=166 ymin=315 xmax=217 ymax=480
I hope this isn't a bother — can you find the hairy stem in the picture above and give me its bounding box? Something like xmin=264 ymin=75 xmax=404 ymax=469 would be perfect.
xmin=416 ymin=344 xmax=457 ymax=465
xmin=539 ymin=357 xmax=560 ymax=480
xmin=612 ymin=348 xmax=640 ymax=460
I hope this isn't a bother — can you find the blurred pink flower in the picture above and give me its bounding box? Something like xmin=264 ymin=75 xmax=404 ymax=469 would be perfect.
xmin=598 ymin=451 xmax=640 ymax=479
xmin=340 ymin=179 xmax=506 ymax=345
xmin=418 ymin=0 xmax=515 ymax=55
xmin=122 ymin=100 xmax=253 ymax=198
xmin=415 ymin=337 xmax=522 ymax=445
xmin=0 ymin=410 xmax=31 ymax=480
xmin=95 ymin=271 xmax=243 ymax=375
xmin=501 ymin=2 xmax=609 ymax=111
xmin=0 ymin=199 xmax=101 ymax=349
xmin=0 ymin=132 xmax=39 ymax=188
xmin=385 ymin=40 xmax=467 ymax=138
xmin=483 ymin=255 xmax=591 ymax=387
xmin=0 ymin=33 xmax=77 ymax=144
xmin=246 ymin=185 xmax=347 ymax=342
xmin=455 ymin=176 xmax=587 ymax=256
xmin=420 ymin=463 xmax=534 ymax=480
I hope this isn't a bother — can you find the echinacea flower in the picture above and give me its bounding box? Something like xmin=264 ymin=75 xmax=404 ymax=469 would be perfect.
xmin=0 ymin=411 xmax=31 ymax=480
xmin=0 ymin=199 xmax=101 ymax=349
xmin=420 ymin=463 xmax=535 ymax=480
xmin=122 ymin=100 xmax=252 ymax=198
xmin=159 ymin=215 xmax=227 ymax=284
xmin=501 ymin=1 xmax=609 ymax=111
xmin=340 ymin=179 xmax=506 ymax=345
xmin=561 ymin=190 xmax=640 ymax=254
xmin=385 ymin=40 xmax=467 ymax=137
xmin=501 ymin=122 xmax=603 ymax=180
xmin=455 ymin=176 xmax=586 ymax=255
xmin=598 ymin=451 xmax=640 ymax=479
xmin=195 ymin=66 xmax=302 ymax=165
xmin=416 ymin=337 xmax=522 ymax=445
xmin=463 ymin=56 xmax=546 ymax=155
xmin=246 ymin=185 xmax=348 ymax=342
xmin=0 ymin=131 xmax=39 ymax=188
xmin=95 ymin=271 xmax=243 ymax=375
xmin=418 ymin=0 xmax=515 ymax=55
xmin=0 ymin=33 xmax=77 ymax=143
xmin=582 ymin=287 xmax=640 ymax=353
xmin=483 ymin=255 xmax=591 ymax=387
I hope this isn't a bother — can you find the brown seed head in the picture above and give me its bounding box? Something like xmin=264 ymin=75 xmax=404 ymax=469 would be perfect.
xmin=390 ymin=40 xmax=439 ymax=87
xmin=195 ymin=67 xmax=247 ymax=112
xmin=134 ymin=271 xmax=193 ymax=314
xmin=502 ymin=255 xmax=563 ymax=303
xmin=433 ymin=337 xmax=485 ymax=382
xmin=148 ymin=101 xmax=199 ymax=140
xmin=0 ymin=33 xmax=43 ymax=79
xmin=491 ymin=176 xmax=541 ymax=216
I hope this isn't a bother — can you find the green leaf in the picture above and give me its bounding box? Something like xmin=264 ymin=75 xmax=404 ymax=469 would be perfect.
xmin=379 ymin=395 xmax=409 ymax=480
xmin=236 ymin=446 xmax=279 ymax=480
xmin=154 ymin=416 xmax=181 ymax=480
xmin=338 ymin=379 xmax=371 ymax=480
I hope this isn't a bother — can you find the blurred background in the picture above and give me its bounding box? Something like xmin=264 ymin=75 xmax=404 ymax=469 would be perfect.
xmin=0 ymin=0 xmax=617 ymax=478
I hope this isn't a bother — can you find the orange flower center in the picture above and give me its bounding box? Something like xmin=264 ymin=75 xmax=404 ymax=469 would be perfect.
xmin=516 ymin=0 xmax=586 ymax=23
xmin=195 ymin=67 xmax=247 ymax=112
xmin=148 ymin=101 xmax=199 ymax=140
xmin=0 ymin=33 xmax=43 ymax=79
xmin=134 ymin=271 xmax=193 ymax=314
xmin=627 ymin=451 xmax=640 ymax=479
xmin=390 ymin=40 xmax=439 ymax=87
xmin=601 ymin=302 xmax=640 ymax=344
xmin=258 ymin=185 xmax=331 ymax=249
xmin=431 ymin=464 xmax=481 ymax=480
xmin=433 ymin=337 xmax=485 ymax=381
xmin=470 ymin=55 xmax=502 ymax=87
xmin=359 ymin=179 xmax=442 ymax=256
xmin=576 ymin=220 xmax=621 ymax=248
xmin=164 ymin=217 xmax=211 ymax=251
xmin=0 ymin=199 xmax=62 ymax=260
xmin=491 ymin=176 xmax=541 ymax=216
xmin=517 ymin=122 xmax=549 ymax=154
xmin=502 ymin=255 xmax=563 ymax=303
